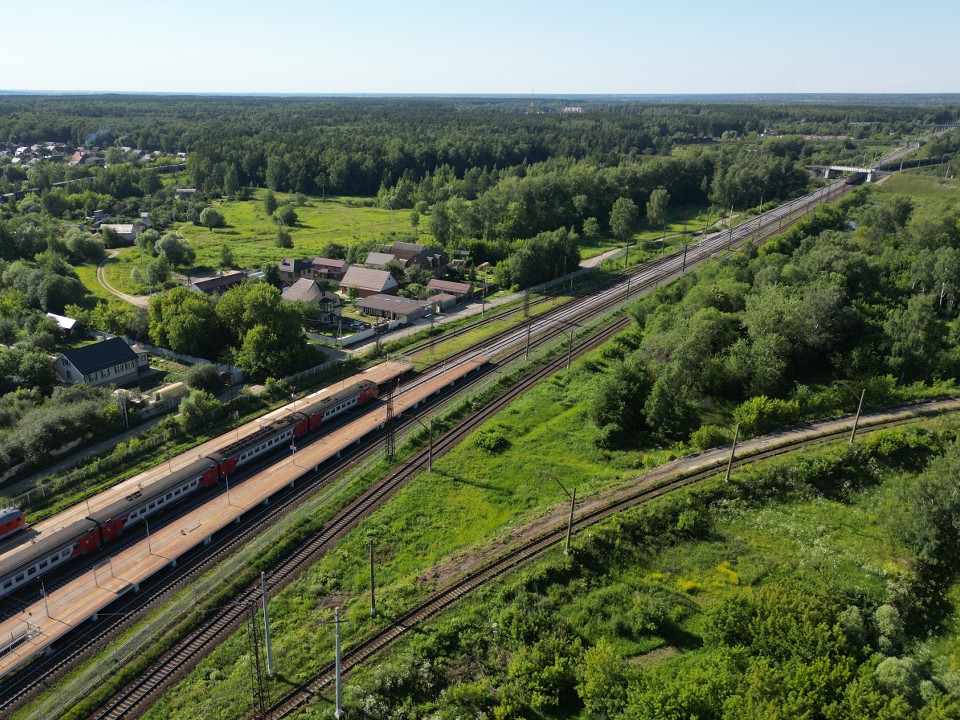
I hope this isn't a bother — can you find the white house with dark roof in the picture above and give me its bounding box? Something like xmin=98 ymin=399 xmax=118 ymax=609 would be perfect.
xmin=54 ymin=337 xmax=148 ymax=387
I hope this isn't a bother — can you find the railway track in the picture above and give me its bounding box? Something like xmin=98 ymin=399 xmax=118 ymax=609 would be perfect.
xmin=87 ymin=309 xmax=633 ymax=719
xmin=266 ymin=405 xmax=953 ymax=719
xmin=3 ymin=156 xmax=896 ymax=715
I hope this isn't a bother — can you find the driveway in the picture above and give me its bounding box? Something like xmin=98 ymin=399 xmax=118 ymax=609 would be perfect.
xmin=97 ymin=250 xmax=151 ymax=308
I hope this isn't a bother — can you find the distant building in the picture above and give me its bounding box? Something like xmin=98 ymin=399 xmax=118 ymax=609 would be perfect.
xmin=188 ymin=271 xmax=247 ymax=295
xmin=391 ymin=242 xmax=448 ymax=275
xmin=99 ymin=223 xmax=140 ymax=245
xmin=175 ymin=188 xmax=198 ymax=200
xmin=45 ymin=312 xmax=79 ymax=335
xmin=54 ymin=337 xmax=148 ymax=387
xmin=340 ymin=267 xmax=399 ymax=298
xmin=282 ymin=279 xmax=342 ymax=323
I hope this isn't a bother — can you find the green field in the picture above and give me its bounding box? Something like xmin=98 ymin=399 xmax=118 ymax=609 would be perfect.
xmin=876 ymin=172 xmax=960 ymax=198
xmin=102 ymin=191 xmax=416 ymax=293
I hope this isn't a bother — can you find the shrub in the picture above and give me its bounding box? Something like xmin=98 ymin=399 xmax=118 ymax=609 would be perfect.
xmin=472 ymin=424 xmax=511 ymax=453
xmin=690 ymin=424 xmax=733 ymax=452
xmin=183 ymin=363 xmax=222 ymax=394
xmin=732 ymin=395 xmax=801 ymax=437
xmin=199 ymin=207 xmax=225 ymax=229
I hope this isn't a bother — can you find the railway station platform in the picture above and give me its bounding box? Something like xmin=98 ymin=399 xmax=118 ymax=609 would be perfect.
xmin=0 ymin=356 xmax=485 ymax=678
xmin=1 ymin=361 xmax=411 ymax=565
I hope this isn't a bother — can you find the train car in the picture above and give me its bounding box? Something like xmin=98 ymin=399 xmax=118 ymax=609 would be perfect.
xmin=88 ymin=457 xmax=220 ymax=540
xmin=0 ymin=519 xmax=101 ymax=598
xmin=0 ymin=508 xmax=26 ymax=543
xmin=298 ymin=380 xmax=379 ymax=432
xmin=212 ymin=411 xmax=307 ymax=477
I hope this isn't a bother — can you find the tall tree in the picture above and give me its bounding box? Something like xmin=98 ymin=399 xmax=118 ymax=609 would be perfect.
xmin=609 ymin=197 xmax=638 ymax=245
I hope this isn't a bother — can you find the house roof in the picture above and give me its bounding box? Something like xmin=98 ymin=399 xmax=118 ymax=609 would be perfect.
xmin=391 ymin=241 xmax=426 ymax=260
xmin=60 ymin=337 xmax=137 ymax=375
xmin=100 ymin=223 xmax=136 ymax=235
xmin=427 ymin=278 xmax=473 ymax=295
xmin=365 ymin=251 xmax=396 ymax=268
xmin=311 ymin=257 xmax=347 ymax=271
xmin=46 ymin=312 xmax=78 ymax=330
xmin=283 ymin=278 xmax=327 ymax=303
xmin=189 ymin=271 xmax=247 ymax=293
xmin=279 ymin=258 xmax=311 ymax=273
xmin=431 ymin=292 xmax=457 ymax=303
xmin=341 ymin=266 xmax=399 ymax=293
xmin=357 ymin=294 xmax=424 ymax=316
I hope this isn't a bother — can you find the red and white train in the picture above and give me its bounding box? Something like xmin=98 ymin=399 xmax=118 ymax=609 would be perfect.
xmin=0 ymin=379 xmax=379 ymax=599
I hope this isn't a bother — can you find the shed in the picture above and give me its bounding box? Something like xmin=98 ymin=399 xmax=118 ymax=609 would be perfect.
xmin=55 ymin=337 xmax=147 ymax=387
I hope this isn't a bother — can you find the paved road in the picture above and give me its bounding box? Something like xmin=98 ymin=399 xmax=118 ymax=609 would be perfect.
xmin=96 ymin=250 xmax=150 ymax=308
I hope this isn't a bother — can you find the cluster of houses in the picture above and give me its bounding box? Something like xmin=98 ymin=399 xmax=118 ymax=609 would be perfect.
xmin=275 ymin=241 xmax=476 ymax=325
xmin=0 ymin=142 xmax=181 ymax=170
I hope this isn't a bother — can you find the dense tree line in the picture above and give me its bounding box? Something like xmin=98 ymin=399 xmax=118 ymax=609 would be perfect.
xmin=586 ymin=187 xmax=960 ymax=446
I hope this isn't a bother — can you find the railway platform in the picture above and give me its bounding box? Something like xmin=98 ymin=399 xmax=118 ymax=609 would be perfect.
xmin=0 ymin=356 xmax=485 ymax=678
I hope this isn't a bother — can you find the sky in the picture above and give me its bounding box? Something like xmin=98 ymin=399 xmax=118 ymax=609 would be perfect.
xmin=4 ymin=0 xmax=958 ymax=95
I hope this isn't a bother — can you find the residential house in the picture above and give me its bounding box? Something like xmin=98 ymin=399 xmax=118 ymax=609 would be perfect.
xmin=281 ymin=278 xmax=342 ymax=324
xmin=429 ymin=292 xmax=458 ymax=312
xmin=278 ymin=258 xmax=312 ymax=285
xmin=364 ymin=251 xmax=396 ymax=270
xmin=175 ymin=188 xmax=198 ymax=200
xmin=340 ymin=266 xmax=399 ymax=298
xmin=357 ymin=294 xmax=426 ymax=323
xmin=426 ymin=278 xmax=474 ymax=303
xmin=54 ymin=337 xmax=147 ymax=387
xmin=99 ymin=223 xmax=140 ymax=246
xmin=311 ymin=257 xmax=348 ymax=281
xmin=188 ymin=271 xmax=248 ymax=295
xmin=391 ymin=242 xmax=448 ymax=276
xmin=46 ymin=312 xmax=79 ymax=336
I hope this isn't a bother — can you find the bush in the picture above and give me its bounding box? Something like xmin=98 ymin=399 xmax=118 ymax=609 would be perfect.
xmin=472 ymin=424 xmax=511 ymax=453
xmin=732 ymin=395 xmax=801 ymax=437
xmin=690 ymin=424 xmax=733 ymax=451
xmin=178 ymin=390 xmax=223 ymax=433
xmin=275 ymin=227 xmax=293 ymax=248
xmin=276 ymin=205 xmax=298 ymax=227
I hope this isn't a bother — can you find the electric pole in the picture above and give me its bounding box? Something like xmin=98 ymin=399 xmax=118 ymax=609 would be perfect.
xmin=850 ymin=389 xmax=866 ymax=443
xmin=724 ymin=423 xmax=740 ymax=483
xmin=262 ymin=572 xmax=274 ymax=676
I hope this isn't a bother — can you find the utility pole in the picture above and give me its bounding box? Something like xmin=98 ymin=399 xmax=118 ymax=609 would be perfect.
xmin=850 ymin=389 xmax=866 ymax=444
xmin=384 ymin=382 xmax=396 ymax=461
xmin=681 ymin=243 xmax=688 ymax=272
xmin=724 ymin=424 xmax=740 ymax=483
xmin=566 ymin=327 xmax=574 ymax=370
xmin=145 ymin=519 xmax=152 ymax=554
xmin=369 ymin=539 xmax=376 ymax=617
xmin=261 ymin=572 xmax=274 ymax=676
xmin=247 ymin=601 xmax=269 ymax=718
xmin=41 ymin=581 xmax=50 ymax=618
xmin=525 ymin=322 xmax=532 ymax=361
xmin=334 ymin=607 xmax=344 ymax=720
xmin=564 ymin=487 xmax=576 ymax=556
xmin=523 ymin=288 xmax=530 ymax=318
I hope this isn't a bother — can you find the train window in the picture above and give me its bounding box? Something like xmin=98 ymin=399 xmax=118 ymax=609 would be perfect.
xmin=148 ymin=502 xmax=155 ymax=510
xmin=166 ymin=493 xmax=172 ymax=500
xmin=27 ymin=567 xmax=35 ymax=576
xmin=3 ymin=581 xmax=11 ymax=589
xmin=15 ymin=574 xmax=24 ymax=582
xmin=39 ymin=561 xmax=47 ymax=569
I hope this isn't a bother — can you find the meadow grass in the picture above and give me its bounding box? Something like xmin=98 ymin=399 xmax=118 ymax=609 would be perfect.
xmin=876 ymin=172 xmax=960 ymax=198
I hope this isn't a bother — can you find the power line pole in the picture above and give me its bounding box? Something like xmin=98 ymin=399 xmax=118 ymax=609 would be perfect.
xmin=724 ymin=424 xmax=740 ymax=483
xmin=261 ymin=572 xmax=274 ymax=677
xmin=369 ymin=539 xmax=376 ymax=617
xmin=525 ymin=322 xmax=532 ymax=362
xmin=523 ymin=288 xmax=530 ymax=317
xmin=564 ymin=487 xmax=576 ymax=556
xmin=334 ymin=607 xmax=344 ymax=720
xmin=566 ymin=327 xmax=574 ymax=370
xmin=247 ymin=601 xmax=269 ymax=718
xmin=384 ymin=382 xmax=396 ymax=462
xmin=850 ymin=389 xmax=866 ymax=444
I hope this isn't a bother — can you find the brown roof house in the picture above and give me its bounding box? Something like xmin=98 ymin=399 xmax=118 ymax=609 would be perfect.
xmin=340 ymin=266 xmax=399 ymax=298
xmin=426 ymin=278 xmax=474 ymax=303
xmin=189 ymin=271 xmax=247 ymax=295
xmin=282 ymin=278 xmax=343 ymax=324
xmin=357 ymin=294 xmax=427 ymax=323
xmin=391 ymin=242 xmax=448 ymax=275
xmin=311 ymin=257 xmax=349 ymax=281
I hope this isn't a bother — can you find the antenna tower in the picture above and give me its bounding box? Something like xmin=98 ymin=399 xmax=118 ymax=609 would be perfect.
xmin=247 ymin=601 xmax=270 ymax=718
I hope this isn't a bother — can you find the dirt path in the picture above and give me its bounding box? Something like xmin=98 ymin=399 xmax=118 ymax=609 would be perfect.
xmin=96 ymin=250 xmax=150 ymax=308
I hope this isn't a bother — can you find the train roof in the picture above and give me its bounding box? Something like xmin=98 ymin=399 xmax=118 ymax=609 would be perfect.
xmin=213 ymin=411 xmax=306 ymax=461
xmin=298 ymin=379 xmax=377 ymax=419
xmin=0 ymin=508 xmax=21 ymax=522
xmin=0 ymin=518 xmax=98 ymax=579
xmin=89 ymin=456 xmax=218 ymax=523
